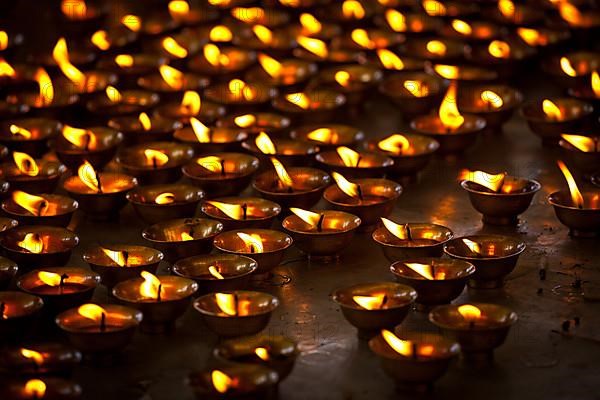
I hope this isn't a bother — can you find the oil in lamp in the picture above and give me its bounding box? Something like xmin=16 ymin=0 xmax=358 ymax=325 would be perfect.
xmin=193 ymin=290 xmax=279 ymax=337
xmin=112 ymin=271 xmax=198 ymax=333
xmin=142 ymin=218 xmax=224 ymax=263
xmin=172 ymin=254 xmax=257 ymax=295
xmin=17 ymin=267 xmax=100 ymax=315
xmin=376 ymin=8 xmax=442 ymax=37
xmin=204 ymin=78 xmax=278 ymax=114
xmin=1 ymin=377 xmax=82 ymax=399
xmin=1 ymin=190 xmax=78 ymax=227
xmin=243 ymin=131 xmax=319 ymax=168
xmin=331 ymin=282 xmax=417 ymax=338
xmin=282 ymin=208 xmax=361 ymax=261
xmin=521 ymin=97 xmax=594 ymax=146
xmin=391 ymin=259 xmax=475 ymax=308
xmin=0 ymin=256 xmax=18 ymax=290
xmin=429 ymin=303 xmax=517 ymax=363
xmin=369 ymin=329 xmax=460 ymax=391
xmin=0 ymin=118 xmax=61 ymax=157
xmin=216 ymin=112 xmax=291 ymax=137
xmin=126 ymin=183 xmax=204 ymax=224
xmin=457 ymin=85 xmax=524 ymax=130
xmin=108 ymin=112 xmax=183 ymax=145
xmin=54 ymin=125 xmax=123 ymax=170
xmin=245 ymin=53 xmax=318 ymax=90
xmin=173 ymin=117 xmax=248 ymax=153
xmin=188 ymin=44 xmax=256 ymax=80
xmin=96 ymin=53 xmax=168 ymax=87
xmin=373 ymin=219 xmax=454 ymax=261
xmin=290 ymin=124 xmax=365 ymax=151
xmin=317 ymin=64 xmax=384 ymax=106
xmin=444 ymin=235 xmax=526 ymax=289
xmin=559 ymin=134 xmax=600 ymax=178
xmin=201 ymin=197 xmax=281 ymax=230
xmin=83 ymin=244 xmax=163 ymax=289
xmin=0 ymin=291 xmax=43 ymax=341
xmin=183 ymin=153 xmax=260 ymax=198
xmin=116 ymin=141 xmax=194 ymax=185
xmin=402 ymin=37 xmax=466 ymax=62
xmin=188 ymin=364 xmax=278 ymax=400
xmin=379 ymin=72 xmax=445 ymax=118
xmin=62 ymin=161 xmax=138 ymax=219
xmin=154 ymin=90 xmax=226 ymax=125
xmin=56 ymin=303 xmax=142 ymax=354
xmin=324 ymin=172 xmax=402 ymax=230
xmin=459 ymin=169 xmax=542 ymax=225
xmin=252 ymin=157 xmax=331 ymax=210
xmin=213 ymin=229 xmax=293 ymax=278
xmin=214 ymin=334 xmax=298 ymax=380
xmin=85 ymin=85 xmax=160 ymax=121
xmin=541 ymin=52 xmax=600 ymax=88
xmin=0 ymin=151 xmax=66 ymax=194
xmin=0 ymin=226 xmax=79 ymax=270
xmin=316 ymin=145 xmax=394 ymax=178
xmin=271 ymin=89 xmax=347 ymax=124
xmin=548 ymin=161 xmax=600 ymax=237
xmin=0 ymin=343 xmax=81 ymax=376
xmin=137 ymin=65 xmax=210 ymax=101
xmin=410 ymin=82 xmax=487 ymax=154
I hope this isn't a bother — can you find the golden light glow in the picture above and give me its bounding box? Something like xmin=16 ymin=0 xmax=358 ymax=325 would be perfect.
xmin=139 ymin=112 xmax=152 ymax=131
xmin=481 ymin=90 xmax=504 ymax=109
xmin=255 ymin=347 xmax=269 ymax=361
xmin=426 ymin=40 xmax=447 ymax=56
xmin=462 ymin=238 xmax=482 ymax=255
xmin=38 ymin=271 xmax=63 ymax=286
xmin=255 ymin=131 xmax=277 ymax=154
xmin=332 ymin=172 xmax=360 ymax=198
xmin=285 ymin=92 xmax=310 ymax=109
xmin=91 ymin=30 xmax=110 ymax=50
xmin=517 ymin=27 xmax=545 ymax=46
xmin=105 ymin=86 xmax=122 ymax=103
xmin=561 ymin=134 xmax=597 ymax=152
xmin=190 ymin=117 xmax=211 ymax=143
xmin=234 ymin=114 xmax=256 ymax=128
xmin=208 ymin=266 xmax=225 ymax=280
xmin=403 ymin=80 xmax=429 ymax=97
xmin=62 ymin=125 xmax=97 ymax=150
xmin=101 ymin=247 xmax=128 ymax=267
xmin=422 ymin=0 xmax=446 ymax=16
xmin=451 ymin=19 xmax=472 ymax=35
xmin=78 ymin=161 xmax=101 ymax=193
xmin=162 ymin=37 xmax=188 ymax=59
xmin=488 ymin=40 xmax=510 ymax=59
xmin=159 ymin=65 xmax=184 ymax=90
xmin=10 ymin=124 xmax=32 ymax=139
xmin=78 ymin=304 xmax=106 ymax=322
xmin=560 ymin=56 xmax=577 ymax=77
xmin=17 ymin=233 xmax=44 ymax=254
xmin=203 ymin=44 xmax=230 ymax=67
xmin=209 ymin=25 xmax=233 ymax=42
xmin=252 ymin=25 xmax=273 ymax=44
xmin=557 ymin=160 xmax=584 ymax=208
xmin=459 ymin=169 xmax=506 ymax=192
xmin=121 ymin=14 xmax=141 ymax=32
xmin=0 ymin=58 xmax=16 ymax=77
xmin=297 ymin=36 xmax=328 ymax=58
xmin=24 ymin=379 xmax=47 ymax=398
xmin=271 ymin=157 xmax=294 ymax=189
xmin=434 ymin=64 xmax=459 ymax=80
xmin=439 ymin=82 xmax=464 ymax=130
xmin=144 ymin=149 xmax=169 ymax=167
xmin=300 ymin=13 xmax=322 ymax=35
xmin=211 ymin=370 xmax=233 ymax=394
xmin=335 ymin=70 xmax=351 ymax=87
xmin=13 ymin=152 xmax=39 ymax=177
xmin=381 ymin=218 xmax=410 ymax=240
xmin=457 ymin=304 xmax=482 ymax=321
xmin=12 ymin=191 xmax=49 ymax=217
xmin=592 ymin=71 xmax=600 ymax=97
xmin=20 ymin=348 xmax=44 ymax=366
xmin=207 ymin=201 xmax=245 ymax=220
xmin=139 ymin=271 xmax=162 ymax=300
xmin=169 ymin=0 xmax=190 ymax=18
xmin=155 ymin=192 xmax=176 ymax=205
xmin=115 ymin=54 xmax=134 ymax=68
xmin=61 ymin=0 xmax=87 ymax=19
xmin=559 ymin=2 xmax=584 ymax=26
xmin=34 ymin=68 xmax=54 ymax=106
xmin=215 ymin=292 xmax=244 ymax=316
xmin=307 ymin=128 xmax=337 ymax=144
xmin=381 ymin=329 xmax=414 ymax=357
xmin=336 ymin=146 xmax=361 ymax=167
xmin=181 ymin=232 xmax=194 ymax=241
xmin=542 ymin=99 xmax=563 ymax=120
xmin=237 ymin=232 xmax=265 ymax=253
xmin=258 ymin=53 xmax=282 ymax=79
xmin=182 ymin=90 xmax=201 ymax=114
xmin=385 ymin=9 xmax=406 ymax=32
xmin=377 ymin=49 xmax=404 ymax=70
xmin=196 ymin=156 xmax=223 ymax=173
xmin=208 ymin=0 xmax=231 ymax=6
xmin=378 ymin=134 xmax=411 ymax=154
xmin=342 ymin=0 xmax=366 ymax=19
xmin=228 ymin=79 xmax=258 ymax=101
xmin=404 ymin=263 xmax=440 ymax=280
xmin=351 ymin=28 xmax=374 ymax=49
xmin=290 ymin=207 xmax=322 ymax=227
xmin=498 ymin=0 xmax=515 ymax=18
xmin=0 ymin=31 xmax=7 ymax=51
xmin=353 ymin=294 xmax=386 ymax=310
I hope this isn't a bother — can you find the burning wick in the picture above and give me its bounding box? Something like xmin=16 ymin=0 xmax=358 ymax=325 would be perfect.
xmin=0 ymin=302 xmax=5 ymax=319
xmin=290 ymin=208 xmax=325 ymax=232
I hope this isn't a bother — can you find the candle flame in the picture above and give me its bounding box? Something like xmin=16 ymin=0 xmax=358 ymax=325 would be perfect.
xmin=105 ymin=86 xmax=122 ymax=103
xmin=285 ymin=92 xmax=310 ymax=109
xmin=38 ymin=271 xmax=63 ymax=286
xmin=53 ymin=38 xmax=86 ymax=90
xmin=335 ymin=70 xmax=351 ymax=88
xmin=78 ymin=303 xmax=106 ymax=321
xmin=121 ymin=14 xmax=142 ymax=32
xmin=208 ymin=266 xmax=225 ymax=279
xmin=385 ymin=9 xmax=406 ymax=32
xmin=557 ymin=160 xmax=584 ymax=208
xmin=181 ymin=231 xmax=194 ymax=241
xmin=91 ymin=30 xmax=110 ymax=50
xmin=162 ymin=37 xmax=188 ymax=59
xmin=353 ymin=294 xmax=386 ymax=310
xmin=34 ymin=68 xmax=54 ymax=106
xmin=559 ymin=2 xmax=584 ymax=26
xmin=139 ymin=271 xmax=162 ymax=300
xmin=0 ymin=31 xmax=7 ymax=51
xmin=24 ymin=379 xmax=46 ymax=398
xmin=351 ymin=28 xmax=374 ymax=49
xmin=63 ymin=125 xmax=97 ymax=150
xmin=462 ymin=238 xmax=482 ymax=255
xmin=0 ymin=58 xmax=16 ymax=77
xmin=182 ymin=90 xmax=201 ymax=114
xmin=518 ymin=27 xmax=546 ymax=46
xmin=488 ymin=40 xmax=510 ymax=59
xmin=196 ymin=156 xmax=223 ymax=173
xmin=215 ymin=292 xmax=251 ymax=316
xmin=138 ymin=112 xmax=152 ymax=131
xmin=377 ymin=49 xmax=404 ymax=70
xmin=332 ymin=172 xmax=360 ymax=198
xmin=560 ymin=57 xmax=577 ymax=77
xmin=439 ymin=82 xmax=464 ymax=130
xmin=209 ymin=25 xmax=233 ymax=42
xmin=101 ymin=247 xmax=128 ymax=267
xmin=237 ymin=232 xmax=264 ymax=253
xmin=228 ymin=79 xmax=257 ymax=101
xmin=307 ymin=128 xmax=337 ymax=144
xmin=422 ymin=0 xmax=446 ymax=16
xmin=300 ymin=13 xmax=322 ymax=34
xmin=12 ymin=152 xmax=39 ymax=177
xmin=378 ymin=134 xmax=411 ymax=154
xmin=542 ymin=99 xmax=563 ymax=120
xmin=426 ymin=40 xmax=446 ymax=56
xmin=270 ymin=157 xmax=294 ymax=189
xmin=190 ymin=117 xmax=211 ymax=142
xmin=258 ymin=53 xmax=282 ymax=79
xmin=404 ymin=263 xmax=438 ymax=280
xmin=342 ymin=0 xmax=365 ymax=19
xmin=20 ymin=348 xmax=44 ymax=366
xmin=169 ymin=0 xmax=190 ymax=18
xmin=144 ymin=149 xmax=169 ymax=167
xmin=203 ymin=44 xmax=230 ymax=67
xmin=434 ymin=64 xmax=459 ymax=80
xmin=78 ymin=161 xmax=100 ymax=193
xmin=403 ymin=80 xmax=429 ymax=98
xmin=336 ymin=146 xmax=361 ymax=167
xmin=211 ymin=370 xmax=234 ymax=393
xmin=10 ymin=124 xmax=32 ymax=139
xmin=459 ymin=169 xmax=506 ymax=192
xmin=155 ymin=192 xmax=176 ymax=205
xmin=451 ymin=19 xmax=472 ymax=35
xmin=498 ymin=0 xmax=515 ymax=18
xmin=61 ymin=0 xmax=87 ymax=19
xmin=481 ymin=90 xmax=504 ymax=109
xmin=561 ymin=134 xmax=597 ymax=152
xmin=115 ymin=54 xmax=134 ymax=68
xmin=381 ymin=218 xmax=409 ymax=240
xmin=255 ymin=347 xmax=269 ymax=361
xmin=234 ymin=114 xmax=256 ymax=128
xmin=17 ymin=233 xmax=44 ymax=254
xmin=457 ymin=304 xmax=482 ymax=321
xmin=255 ymin=132 xmax=277 ymax=154
xmin=592 ymin=71 xmax=600 ymax=97
xmin=12 ymin=191 xmax=49 ymax=216
xmin=252 ymin=25 xmax=273 ymax=44
xmin=297 ymin=36 xmax=328 ymax=58
xmin=207 ymin=201 xmax=245 ymax=220
xmin=159 ymin=65 xmax=184 ymax=90
xmin=290 ymin=207 xmax=322 ymax=227
xmin=381 ymin=329 xmax=414 ymax=356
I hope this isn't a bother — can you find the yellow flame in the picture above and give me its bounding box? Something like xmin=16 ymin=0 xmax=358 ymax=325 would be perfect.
xmin=138 ymin=112 xmax=152 ymax=131
xmin=208 ymin=201 xmax=245 ymax=220
xmin=335 ymin=70 xmax=351 ymax=87
xmin=481 ymin=90 xmax=504 ymax=109
xmin=163 ymin=37 xmax=188 ymax=59
xmin=34 ymin=68 xmax=54 ymax=106
xmin=61 ymin=0 xmax=87 ymax=19
xmin=285 ymin=92 xmax=310 ymax=109
xmin=300 ymin=13 xmax=322 ymax=34
xmin=336 ymin=146 xmax=361 ymax=167
xmin=381 ymin=218 xmax=410 ymax=240
xmin=101 ymin=247 xmax=128 ymax=267
xmin=557 ymin=160 xmax=584 ymax=208
xmin=460 ymin=169 xmax=506 ymax=192
xmin=332 ymin=172 xmax=360 ymax=198
xmin=252 ymin=25 xmax=273 ymax=44
xmin=182 ymin=90 xmax=201 ymax=114
xmin=121 ymin=14 xmax=142 ymax=32
xmin=592 ymin=71 xmax=600 ymax=97
xmin=307 ymin=128 xmax=337 ymax=144
xmin=169 ymin=0 xmax=190 ymax=18
xmin=404 ymin=263 xmax=437 ymax=280
xmin=385 ymin=9 xmax=406 ymax=32
xmin=12 ymin=191 xmax=49 ymax=216
xmin=342 ymin=0 xmax=366 ymax=19
xmin=517 ymin=27 xmax=545 ymax=46
xmin=234 ymin=114 xmax=256 ymax=128
xmin=255 ymin=132 xmax=276 ymax=154
xmin=377 ymin=49 xmax=404 ymax=70
xmin=24 ymin=379 xmax=47 ymax=398
xmin=290 ymin=207 xmax=322 ymax=227
xmin=403 ymin=80 xmax=429 ymax=98
xmin=271 ymin=157 xmax=294 ymax=189
xmin=258 ymin=53 xmax=282 ymax=79
xmin=208 ymin=266 xmax=225 ymax=279
xmin=422 ymin=0 xmax=446 ymax=16
xmin=78 ymin=303 xmax=106 ymax=322
xmin=105 ymin=86 xmax=122 ymax=103
xmin=0 ymin=31 xmax=7 ymax=51
xmin=381 ymin=329 xmax=415 ymax=356
xmin=255 ymin=347 xmax=269 ymax=361
xmin=91 ymin=30 xmax=110 ymax=50
xmin=426 ymin=40 xmax=446 ymax=56
xmin=78 ymin=161 xmax=100 ymax=193
xmin=197 ymin=155 xmax=223 ymax=173
xmin=203 ymin=44 xmax=230 ymax=67
xmin=561 ymin=134 xmax=597 ymax=152
xmin=0 ymin=58 xmax=16 ymax=77
xmin=208 ymin=0 xmax=232 ymax=5
xmin=63 ymin=125 xmax=97 ymax=149
xmin=211 ymin=370 xmax=234 ymax=393
xmin=155 ymin=192 xmax=176 ymax=205
xmin=181 ymin=231 xmax=194 ymax=241
xmin=228 ymin=79 xmax=257 ymax=101
xmin=13 ymin=152 xmax=39 ymax=177
xmin=559 ymin=2 xmax=584 ymax=26
xmin=237 ymin=232 xmax=264 ymax=253
xmin=351 ymin=28 xmax=374 ymax=49
xmin=451 ymin=19 xmax=472 ymax=35
xmin=560 ymin=57 xmax=577 ymax=77
xmin=353 ymin=294 xmax=386 ymax=310
xmin=457 ymin=304 xmax=482 ymax=321
xmin=297 ymin=36 xmax=328 ymax=58
xmin=378 ymin=134 xmax=411 ymax=154
xmin=498 ymin=0 xmax=515 ymax=18
xmin=434 ymin=64 xmax=459 ymax=80
xmin=159 ymin=65 xmax=184 ymax=90
xmin=144 ymin=149 xmax=169 ymax=167
xmin=10 ymin=124 xmax=32 ymax=139
xmin=209 ymin=25 xmax=233 ymax=42
xmin=17 ymin=233 xmax=44 ymax=254
xmin=488 ymin=40 xmax=510 ymax=59
xmin=542 ymin=99 xmax=563 ymax=120
xmin=439 ymin=82 xmax=464 ymax=130
xmin=20 ymin=348 xmax=44 ymax=366
xmin=189 ymin=117 xmax=210 ymax=142
xmin=38 ymin=271 xmax=63 ymax=286
xmin=139 ymin=271 xmax=162 ymax=300
xmin=115 ymin=54 xmax=134 ymax=68
xmin=462 ymin=238 xmax=482 ymax=255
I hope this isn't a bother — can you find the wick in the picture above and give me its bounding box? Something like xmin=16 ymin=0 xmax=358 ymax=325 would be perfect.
xmin=233 ymin=293 xmax=239 ymax=316
xmin=431 ymin=261 xmax=436 ymax=279
xmin=123 ymin=251 xmax=129 ymax=267
xmin=250 ymin=244 xmax=255 ymax=253
xmin=152 ymin=157 xmax=158 ymax=169
xmin=595 ymin=137 xmax=599 ymax=153
xmin=220 ymin=159 xmax=225 ymax=176
xmin=189 ymin=226 xmax=195 ymax=238
xmin=37 ymin=200 xmax=48 ymax=217
xmin=380 ymin=295 xmax=388 ymax=309
xmin=405 ymin=224 xmax=413 ymax=241
xmin=287 ymin=185 xmax=294 ymax=193
xmin=317 ymin=213 xmax=325 ymax=232
xmin=412 ymin=342 xmax=418 ymax=360
xmin=100 ymin=312 xmax=106 ymax=332
xmin=242 ymin=203 xmax=248 ymax=220
xmin=84 ymin=133 xmax=91 ymax=152
xmin=94 ymin=169 xmax=103 ymax=194
xmin=59 ymin=273 xmax=69 ymax=294
xmin=157 ymin=284 xmax=162 ymax=302
xmin=357 ymin=184 xmax=364 ymax=202
xmin=356 ymin=155 xmax=362 ymax=168
xmin=469 ymin=320 xmax=475 ymax=330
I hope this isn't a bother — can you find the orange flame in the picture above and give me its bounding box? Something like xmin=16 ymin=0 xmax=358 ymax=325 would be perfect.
xmin=557 ymin=160 xmax=584 ymax=208
xmin=203 ymin=44 xmax=230 ymax=67
xmin=144 ymin=149 xmax=169 ymax=167
xmin=300 ymin=13 xmax=322 ymax=34
xmin=159 ymin=65 xmax=184 ymax=90
xmin=10 ymin=124 xmax=32 ymax=139
xmin=381 ymin=218 xmax=410 ymax=240
xmin=12 ymin=191 xmax=49 ymax=216
xmin=78 ymin=161 xmax=101 ymax=193
xmin=560 ymin=57 xmax=577 ymax=77
xmin=182 ymin=90 xmax=201 ymax=114
xmin=422 ymin=0 xmax=446 ymax=16
xmin=209 ymin=25 xmax=233 ymax=42
xmin=297 ymin=36 xmax=328 ymax=58
xmin=13 ymin=152 xmax=39 ymax=177
xmin=105 ymin=86 xmax=122 ymax=103
xmin=542 ymin=99 xmax=563 ymax=120
xmin=255 ymin=132 xmax=277 ymax=154
xmin=34 ymin=68 xmax=54 ymax=106
xmin=78 ymin=303 xmax=106 ymax=322
xmin=592 ymin=71 xmax=600 ymax=97
xmin=0 ymin=31 xmax=7 ymax=51
xmin=211 ymin=370 xmax=234 ymax=393
xmin=351 ymin=28 xmax=375 ymax=49
xmin=353 ymin=294 xmax=386 ymax=310
xmin=169 ymin=0 xmax=190 ymax=18
xmin=190 ymin=117 xmax=211 ymax=143
xmin=377 ymin=49 xmax=404 ymax=70
xmin=498 ymin=0 xmax=515 ymax=18
xmin=404 ymin=263 xmax=444 ymax=280
xmin=307 ymin=128 xmax=337 ymax=144
xmin=332 ymin=172 xmax=360 ymax=198
xmin=162 ymin=37 xmax=188 ymax=59
xmin=335 ymin=70 xmax=351 ymax=87
xmin=53 ymin=38 xmax=86 ymax=91
xmin=0 ymin=58 xmax=16 ymax=77
xmin=255 ymin=347 xmax=269 ymax=361
xmin=270 ymin=157 xmax=294 ymax=189
xmin=561 ymin=134 xmax=597 ymax=152
xmin=24 ymin=379 xmax=46 ymax=398
xmin=336 ymin=146 xmax=361 ymax=167
xmin=403 ymin=80 xmax=429 ymax=98
xmin=17 ymin=233 xmax=44 ymax=254
xmin=451 ymin=19 xmax=472 ymax=35
xmin=20 ymin=348 xmax=44 ymax=366
xmin=121 ymin=14 xmax=142 ymax=32
xmin=378 ymin=134 xmax=411 ymax=154
xmin=61 ymin=0 xmax=87 ymax=19
xmin=457 ymin=304 xmax=482 ymax=321
xmin=462 ymin=238 xmax=482 ymax=255
xmin=38 ymin=271 xmax=63 ymax=286
xmin=138 ymin=112 xmax=152 ymax=131
xmin=381 ymin=329 xmax=420 ymax=357
xmin=439 ymin=82 xmax=464 ymax=130
xmin=559 ymin=2 xmax=584 ymax=26
xmin=207 ymin=201 xmax=245 ymax=220
xmin=91 ymin=30 xmax=110 ymax=50
xmin=252 ymin=25 xmax=273 ymax=44
xmin=115 ymin=54 xmax=134 ymax=68
xmin=234 ymin=114 xmax=256 ymax=128
xmin=517 ymin=27 xmax=545 ymax=46
xmin=290 ymin=207 xmax=322 ymax=227
xmin=208 ymin=266 xmax=225 ymax=279
xmin=101 ymin=247 xmax=129 ymax=267
xmin=228 ymin=79 xmax=257 ymax=101
xmin=342 ymin=0 xmax=366 ymax=19
xmin=285 ymin=92 xmax=310 ymax=109
xmin=196 ymin=155 xmax=223 ymax=173
xmin=459 ymin=169 xmax=506 ymax=192
xmin=258 ymin=53 xmax=282 ymax=79
xmin=139 ymin=271 xmax=162 ymax=300
xmin=215 ymin=292 xmax=251 ymax=316
xmin=385 ymin=9 xmax=406 ymax=32
xmin=237 ymin=232 xmax=264 ymax=253
xmin=426 ymin=40 xmax=446 ymax=56
xmin=155 ymin=192 xmax=176 ymax=205
xmin=434 ymin=64 xmax=459 ymax=80
xmin=63 ymin=125 xmax=97 ymax=150
xmin=481 ymin=90 xmax=504 ymax=109
xmin=488 ymin=40 xmax=510 ymax=59
xmin=181 ymin=231 xmax=194 ymax=241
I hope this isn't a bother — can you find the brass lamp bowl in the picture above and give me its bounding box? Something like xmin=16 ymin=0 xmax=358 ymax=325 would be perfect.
xmin=127 ymin=184 xmax=205 ymax=224
xmin=373 ymin=223 xmax=454 ymax=262
xmin=0 ymin=256 xmax=18 ymax=290
xmin=410 ymin=114 xmax=487 ymax=154
xmin=559 ymin=137 xmax=600 ymax=179
xmin=548 ymin=190 xmax=600 ymax=237
xmin=1 ymin=193 xmax=78 ymax=227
